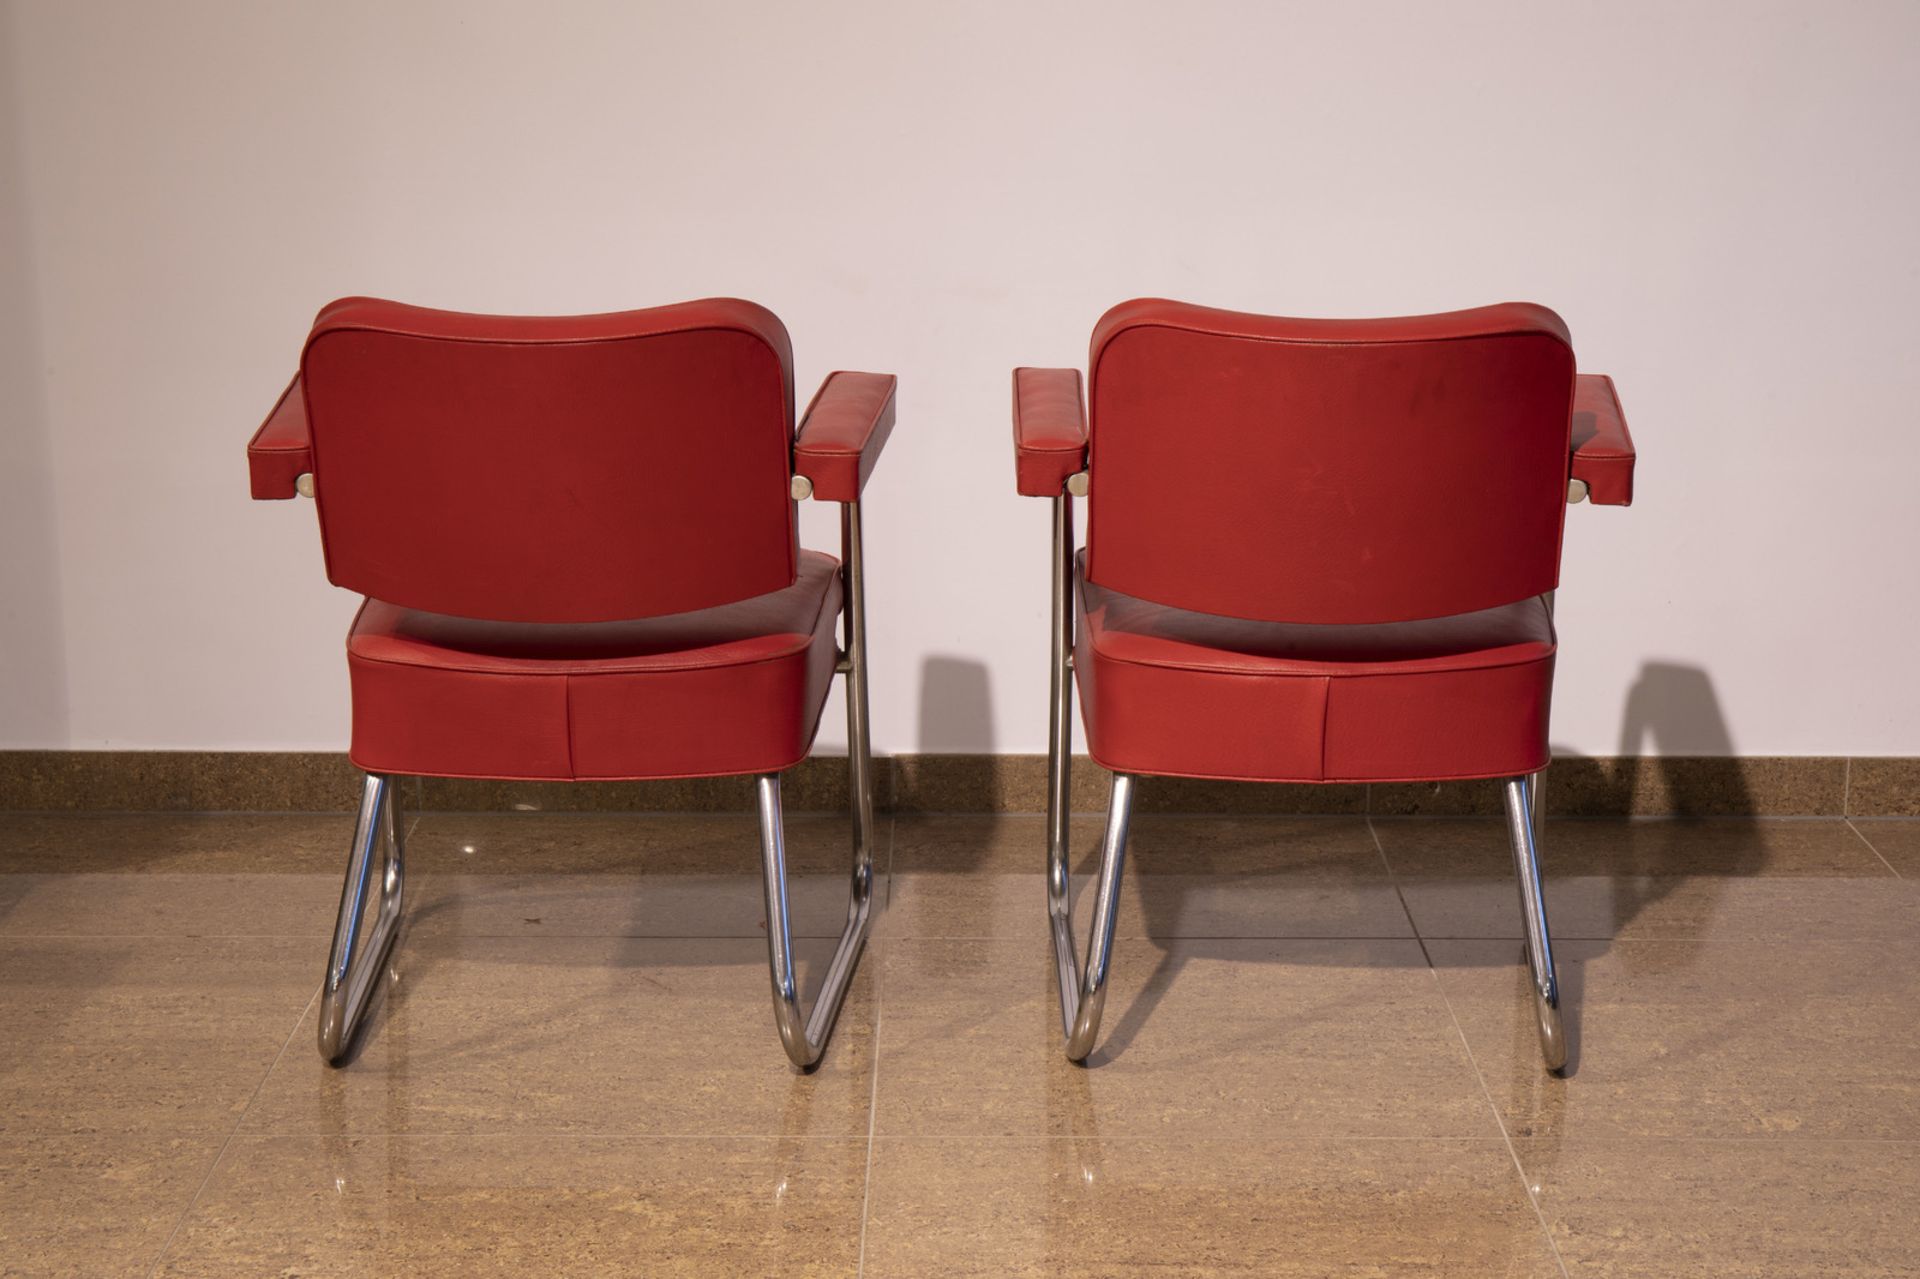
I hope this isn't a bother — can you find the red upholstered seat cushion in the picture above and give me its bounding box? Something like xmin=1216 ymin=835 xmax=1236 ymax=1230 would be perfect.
xmin=1074 ymin=555 xmax=1555 ymax=783
xmin=347 ymin=552 xmax=843 ymax=781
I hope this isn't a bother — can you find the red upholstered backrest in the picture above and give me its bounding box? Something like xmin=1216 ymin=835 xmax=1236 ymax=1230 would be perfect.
xmin=1085 ymin=299 xmax=1576 ymax=624
xmin=299 ymin=298 xmax=797 ymax=623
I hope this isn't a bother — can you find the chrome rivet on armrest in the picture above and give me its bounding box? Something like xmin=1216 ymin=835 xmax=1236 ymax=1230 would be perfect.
xmin=295 ymin=472 xmax=315 ymax=499
xmin=1566 ymin=478 xmax=1588 ymax=504
xmin=790 ymin=475 xmax=814 ymax=501
xmin=1065 ymin=471 xmax=1090 ymax=497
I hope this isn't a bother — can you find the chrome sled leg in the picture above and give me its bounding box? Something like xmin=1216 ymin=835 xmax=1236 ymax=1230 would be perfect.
xmin=757 ymin=773 xmax=872 ymax=1071
xmin=1051 ymin=771 xmax=1135 ymax=1062
xmin=319 ymin=773 xmax=407 ymax=1064
xmin=1041 ymin=488 xmax=1136 ymax=1063
xmin=757 ymin=499 xmax=877 ymax=1071
xmin=1503 ymin=773 xmax=1567 ymax=1072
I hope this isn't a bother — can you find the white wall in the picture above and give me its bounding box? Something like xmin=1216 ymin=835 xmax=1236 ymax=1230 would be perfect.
xmin=3 ymin=0 xmax=1916 ymax=758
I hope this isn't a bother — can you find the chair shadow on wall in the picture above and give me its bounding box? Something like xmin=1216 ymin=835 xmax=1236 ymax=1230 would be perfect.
xmin=908 ymin=653 xmax=1003 ymax=876
xmin=1089 ymin=661 xmax=1753 ymax=1077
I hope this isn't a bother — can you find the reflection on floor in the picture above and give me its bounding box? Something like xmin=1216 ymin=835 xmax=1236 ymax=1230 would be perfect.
xmin=3 ymin=809 xmax=1918 ymax=1277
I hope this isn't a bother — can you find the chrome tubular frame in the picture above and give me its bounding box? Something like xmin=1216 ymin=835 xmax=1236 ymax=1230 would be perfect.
xmin=1503 ymin=772 xmax=1567 ymax=1071
xmin=1045 ymin=489 xmax=1136 ymax=1062
xmin=757 ymin=498 xmax=877 ymax=1070
xmin=319 ymin=772 xmax=407 ymax=1064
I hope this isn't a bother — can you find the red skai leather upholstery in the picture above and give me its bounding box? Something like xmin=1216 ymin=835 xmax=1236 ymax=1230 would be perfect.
xmin=1076 ymin=554 xmax=1554 ymax=782
xmin=246 ymin=375 xmax=311 ymax=499
xmin=1016 ymin=298 xmax=1635 ymax=785
xmin=1012 ymin=367 xmax=1088 ymax=495
xmin=795 ymin=372 xmax=899 ymax=501
xmin=348 ymin=552 xmax=842 ymax=780
xmin=251 ymin=297 xmax=890 ymax=783
xmin=1086 ymin=299 xmax=1576 ymax=625
xmin=1571 ymin=373 xmax=1635 ymax=504
xmin=301 ymin=297 xmax=798 ymax=623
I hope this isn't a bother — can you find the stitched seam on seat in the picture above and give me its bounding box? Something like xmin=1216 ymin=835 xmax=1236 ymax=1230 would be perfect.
xmin=1318 ymin=676 xmax=1332 ymax=782
xmin=1083 ymin=642 xmax=1557 ymax=680
xmin=347 ymin=639 xmax=822 ymax=678
xmin=1091 ymin=321 xmax=1574 ymax=392
xmin=349 ymin=559 xmax=842 ymax=677
xmin=308 ymin=319 xmax=781 ymax=353
xmin=1077 ymin=754 xmax=1537 ymax=786
xmin=563 ymin=676 xmax=579 ymax=780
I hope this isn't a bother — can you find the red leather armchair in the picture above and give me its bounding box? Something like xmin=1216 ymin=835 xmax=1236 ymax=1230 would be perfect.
xmin=250 ymin=297 xmax=895 ymax=1069
xmin=1014 ymin=299 xmax=1636 ymax=1071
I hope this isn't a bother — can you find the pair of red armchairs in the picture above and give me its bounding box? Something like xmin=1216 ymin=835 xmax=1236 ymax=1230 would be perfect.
xmin=248 ymin=297 xmax=1634 ymax=1074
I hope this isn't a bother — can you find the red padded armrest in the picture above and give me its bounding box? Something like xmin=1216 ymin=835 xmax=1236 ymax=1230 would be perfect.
xmin=1571 ymin=373 xmax=1634 ymax=506
xmin=246 ymin=374 xmax=311 ymax=500
xmin=1012 ymin=367 xmax=1087 ymax=496
xmin=794 ymin=371 xmax=897 ymax=502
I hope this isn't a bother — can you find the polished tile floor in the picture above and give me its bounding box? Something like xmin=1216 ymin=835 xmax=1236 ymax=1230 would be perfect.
xmin=3 ymin=809 xmax=1918 ymax=1276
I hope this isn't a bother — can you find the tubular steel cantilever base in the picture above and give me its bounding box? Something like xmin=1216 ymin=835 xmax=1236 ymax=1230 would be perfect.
xmin=319 ymin=772 xmax=406 ymax=1064
xmin=1038 ymin=490 xmax=1566 ymax=1072
xmin=1050 ymin=773 xmax=1135 ymax=1062
xmin=1504 ymin=772 xmax=1567 ymax=1072
xmin=758 ymin=497 xmax=877 ymax=1071
xmin=1043 ymin=488 xmax=1136 ymax=1062
xmin=757 ymin=772 xmax=873 ymax=1071
xmin=318 ymin=502 xmax=879 ymax=1072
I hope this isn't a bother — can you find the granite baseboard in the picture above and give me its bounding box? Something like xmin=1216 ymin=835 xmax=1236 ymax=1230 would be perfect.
xmin=0 ymin=751 xmax=1912 ymax=817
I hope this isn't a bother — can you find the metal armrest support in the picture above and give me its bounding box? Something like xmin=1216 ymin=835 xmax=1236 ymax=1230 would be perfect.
xmin=1014 ymin=360 xmax=1113 ymax=1057
xmin=1568 ymin=373 xmax=1634 ymax=505
xmin=792 ymin=371 xmax=897 ymax=502
xmin=1041 ymin=477 xmax=1132 ymax=1062
xmin=1013 ymin=367 xmax=1088 ymax=496
xmin=247 ymin=374 xmax=313 ymax=500
xmin=763 ymin=388 xmax=887 ymax=1067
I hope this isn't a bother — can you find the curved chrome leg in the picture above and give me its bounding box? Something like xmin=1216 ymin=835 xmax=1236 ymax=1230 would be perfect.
xmin=1043 ymin=489 xmax=1134 ymax=1062
xmin=840 ymin=501 xmax=877 ymax=927
xmin=1052 ymin=772 xmax=1135 ymax=1062
xmin=759 ymin=772 xmax=871 ymax=1071
xmin=1503 ymin=774 xmax=1566 ymax=1072
xmin=1045 ymin=492 xmax=1076 ymax=974
xmin=319 ymin=772 xmax=406 ymax=1064
xmin=757 ymin=499 xmax=877 ymax=1070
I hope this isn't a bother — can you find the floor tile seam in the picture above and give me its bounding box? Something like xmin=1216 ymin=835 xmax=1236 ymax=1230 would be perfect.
xmin=1497 ymin=1134 xmax=1920 ymax=1147
xmin=1397 ymin=823 xmax=1570 ymax=1279
xmin=858 ymin=1133 xmax=1541 ymax=1144
xmin=1420 ymin=930 xmax=1920 ymax=951
xmin=1371 ymin=814 xmax=1857 ymax=824
xmin=0 ymin=809 xmax=354 ymax=819
xmin=1418 ymin=931 xmax=1915 ymax=943
xmin=876 ymin=933 xmax=1427 ymax=943
xmin=0 ymin=931 xmax=865 ymax=944
xmin=8 ymin=810 xmax=1883 ymax=822
xmin=1843 ymin=817 xmax=1905 ymax=879
xmin=0 ymin=932 xmax=337 ymax=941
xmin=43 ymin=1129 xmax=1920 ymax=1147
xmin=1438 ymin=997 xmax=1571 ymax=1279
xmin=854 ymin=977 xmax=884 ymax=1277
xmin=213 ymin=1130 xmax=880 ymax=1143
xmin=1364 ymin=814 xmax=1431 ymax=961
xmin=144 ymin=983 xmax=319 ymax=1279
